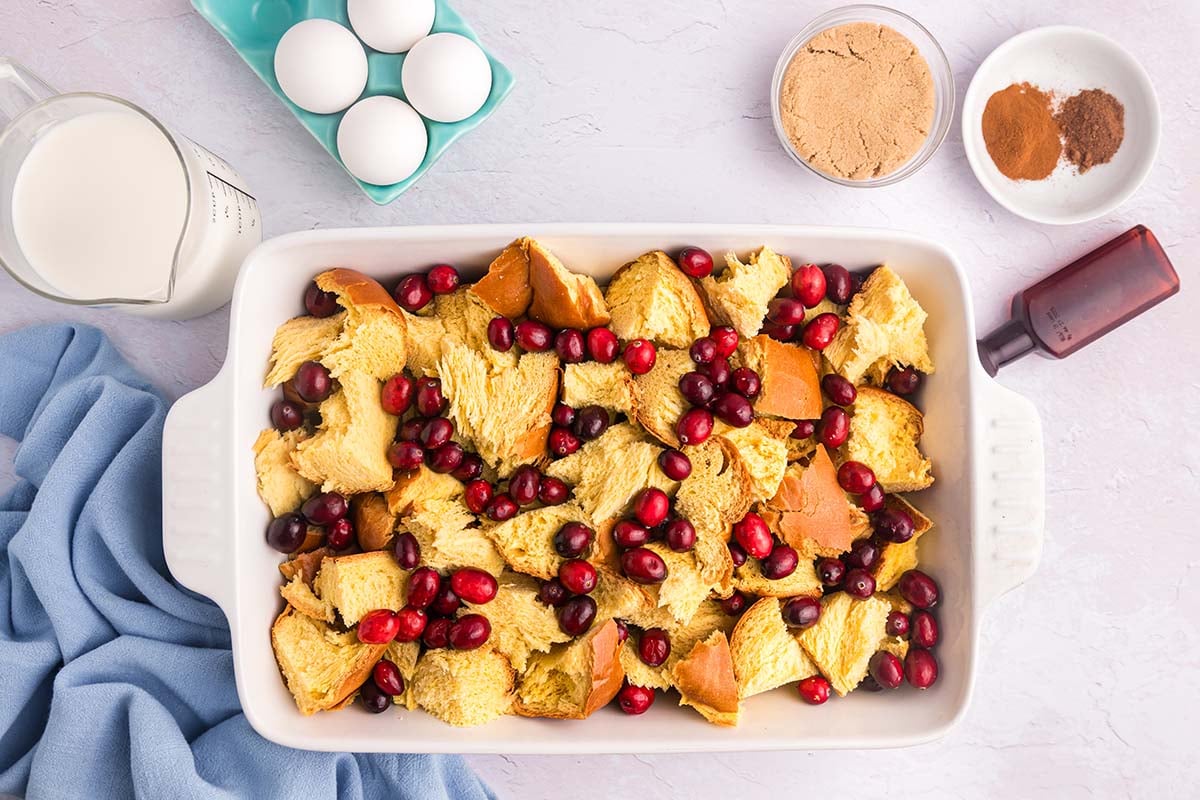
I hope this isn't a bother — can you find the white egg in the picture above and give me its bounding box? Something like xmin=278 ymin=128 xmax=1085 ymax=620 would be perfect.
xmin=401 ymin=33 xmax=492 ymax=123
xmin=274 ymin=19 xmax=368 ymax=115
xmin=348 ymin=0 xmax=435 ymax=54
xmin=337 ymin=96 xmax=428 ymax=185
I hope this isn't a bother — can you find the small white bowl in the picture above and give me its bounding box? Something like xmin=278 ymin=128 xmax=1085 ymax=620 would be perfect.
xmin=962 ymin=26 xmax=1160 ymax=225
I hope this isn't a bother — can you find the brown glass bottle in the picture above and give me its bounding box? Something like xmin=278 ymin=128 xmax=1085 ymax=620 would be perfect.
xmin=978 ymin=225 xmax=1180 ymax=376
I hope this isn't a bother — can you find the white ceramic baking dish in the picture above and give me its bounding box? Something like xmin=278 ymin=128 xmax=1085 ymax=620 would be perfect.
xmin=162 ymin=224 xmax=1045 ymax=753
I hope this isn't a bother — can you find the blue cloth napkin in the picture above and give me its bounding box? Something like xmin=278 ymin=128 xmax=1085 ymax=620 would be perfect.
xmin=0 ymin=324 xmax=495 ymax=800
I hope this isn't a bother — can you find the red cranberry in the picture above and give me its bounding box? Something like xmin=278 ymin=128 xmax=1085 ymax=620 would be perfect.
xmin=555 ymin=329 xmax=586 ymax=363
xmin=615 ymin=620 xmax=630 ymax=643
xmin=509 ymin=465 xmax=542 ymax=506
xmin=767 ymin=297 xmax=807 ymax=327
xmin=781 ymin=596 xmax=822 ymax=629
xmin=844 ymin=568 xmax=876 ymax=598
xmin=419 ymin=417 xmax=453 ymax=449
xmin=381 ymin=374 xmax=414 ymax=415
xmin=844 ymin=538 xmax=880 ymax=571
xmin=548 ymin=427 xmax=581 ymax=457
xmin=557 ymin=595 xmax=597 ymax=635
xmin=448 ymin=613 xmax=490 ymax=649
xmin=637 ymin=628 xmax=671 ymax=666
xmin=463 ymin=479 xmax=494 ymax=514
xmin=911 ymin=610 xmax=939 ymax=648
xmin=270 ymin=400 xmax=304 ymax=431
xmin=728 ymin=541 xmax=748 ymax=568
xmin=822 ymin=264 xmax=853 ymax=304
xmin=451 ymin=453 xmax=483 ymax=482
xmin=678 ymin=371 xmax=716 ymax=408
xmin=613 ymin=520 xmax=650 ymax=550
xmin=633 ymin=488 xmax=670 ymax=527
xmin=665 ymin=518 xmax=696 ymax=552
xmin=701 ymin=357 xmax=732 ymax=387
xmin=392 ymin=531 xmax=420 ymax=569
xmin=302 ymin=492 xmax=348 ymax=525
xmin=572 ymin=405 xmax=610 ymax=441
xmin=658 ymin=449 xmax=692 ymax=481
xmin=689 ymin=337 xmax=717 ymax=365
xmin=558 ymin=559 xmax=598 ymax=595
xmin=360 ymin=680 xmax=391 ymax=713
xmin=710 ymin=326 xmax=739 ymax=358
xmin=484 ymin=493 xmax=518 ymax=521
xmin=430 ymin=584 xmax=461 ymax=617
xmin=538 ymin=476 xmax=570 ymax=505
xmin=874 ymin=508 xmax=915 ymax=543
xmin=427 ymin=442 xmax=464 ymax=474
xmin=357 ymin=609 xmax=400 ymax=644
xmin=586 ymin=327 xmax=619 ymax=363
xmin=761 ymin=543 xmax=799 ymax=579
xmin=617 ymin=683 xmax=655 ymax=715
xmin=398 ymin=418 xmax=425 ymax=442
xmin=869 ymin=651 xmax=904 ymax=689
xmin=816 ymin=558 xmax=845 ymax=586
xmin=450 ymin=568 xmax=499 ymax=604
xmin=373 ymin=658 xmax=405 ymax=695
xmin=407 ymin=567 xmax=441 ymax=608
xmin=266 ymin=513 xmax=307 ymax=553
xmin=886 ymin=610 xmax=910 ymax=637
xmin=821 ymin=374 xmax=857 ymax=406
xmin=422 ymin=617 xmax=452 ymax=648
xmin=791 ymin=420 xmax=816 ymax=439
xmin=393 ymin=274 xmax=432 ymax=312
xmin=551 ymin=403 xmax=576 ymax=428
xmin=712 ymin=391 xmax=754 ymax=428
xmin=860 ymin=483 xmax=886 ymax=513
xmin=426 ymin=264 xmax=460 ymax=294
xmin=554 ymin=522 xmax=594 ymax=558
xmin=887 ymin=367 xmax=922 ymax=396
xmin=677 ymin=246 xmax=714 ymax=278
xmin=621 ymin=547 xmax=667 ymax=584
xmin=791 ymin=264 xmax=827 ymax=308
xmin=623 ymin=338 xmax=657 ymax=375
xmin=837 ymin=461 xmax=876 ymax=494
xmin=304 ymin=281 xmax=340 ymax=317
xmin=802 ymin=313 xmax=840 ymax=350
xmin=515 ymin=320 xmax=553 ymax=352
xmin=537 ymin=578 xmax=568 ymax=607
xmin=763 ymin=321 xmax=796 ymax=342
xmin=326 ymin=517 xmax=355 ymax=550
xmin=733 ymin=512 xmax=772 ymax=559
xmin=721 ymin=590 xmax=748 ymax=615
xmin=904 ymin=648 xmax=939 ymax=689
xmin=414 ymin=377 xmax=445 ymax=416
xmin=397 ymin=609 xmax=433 ymax=646
xmin=798 ymin=675 xmax=831 ymax=705
xmin=293 ymin=361 xmax=332 ymax=403
xmin=818 ymin=406 xmax=850 ymax=448
xmin=898 ymin=570 xmax=939 ymax=609
xmin=487 ymin=317 xmax=515 ymax=351
xmin=731 ymin=367 xmax=761 ymax=399
xmin=387 ymin=441 xmax=425 ymax=470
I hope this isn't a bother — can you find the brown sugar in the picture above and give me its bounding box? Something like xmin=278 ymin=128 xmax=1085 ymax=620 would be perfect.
xmin=1056 ymin=89 xmax=1125 ymax=173
xmin=981 ymin=83 xmax=1061 ymax=181
xmin=778 ymin=22 xmax=935 ymax=180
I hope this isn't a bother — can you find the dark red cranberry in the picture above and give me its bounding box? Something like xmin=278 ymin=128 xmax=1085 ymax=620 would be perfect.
xmin=816 ymin=557 xmax=845 ymax=587
xmin=419 ymin=417 xmax=454 ymax=449
xmin=911 ymin=609 xmax=939 ymax=648
xmin=448 ymin=614 xmax=491 ymax=649
xmin=623 ymin=339 xmax=657 ymax=375
xmin=509 ymin=465 xmax=542 ymax=506
xmin=702 ymin=357 xmax=732 ymax=387
xmin=802 ymin=313 xmax=840 ymax=350
xmin=407 ymin=567 xmax=441 ymax=608
xmin=885 ymin=610 xmax=910 ymax=637
xmin=373 ymin=658 xmax=405 ymax=696
xmin=791 ymin=420 xmax=816 ymax=439
xmin=844 ymin=538 xmax=880 ymax=571
xmin=721 ymin=590 xmax=748 ymax=615
xmin=304 ymin=281 xmax=340 ymax=317
xmin=818 ymin=406 xmax=850 ymax=448
xmin=380 ymin=374 xmax=414 ymax=415
xmin=515 ymin=320 xmax=553 ymax=352
xmin=484 ymin=493 xmax=518 ymax=521
xmin=869 ymin=651 xmax=904 ymax=689
xmin=450 ymin=568 xmax=499 ymax=604
xmin=761 ymin=543 xmax=799 ymax=579
xmin=571 ymin=405 xmax=609 ymax=441
xmin=393 ymin=273 xmax=432 ymax=312
xmin=791 ymin=264 xmax=827 ymax=308
xmin=554 ymin=522 xmax=594 ymax=558
xmin=422 ymin=617 xmax=452 ymax=648
xmin=270 ymin=400 xmax=304 ymax=432
xmin=621 ymin=547 xmax=667 ymax=584
xmin=555 ymin=329 xmax=586 ymax=363
xmin=844 ymin=568 xmax=876 ymax=598
xmin=898 ymin=570 xmax=939 ymax=609
xmin=781 ymin=596 xmax=821 ymax=629
xmin=733 ymin=512 xmax=772 ymax=559
xmin=712 ymin=391 xmax=754 ymax=427
xmin=710 ymin=326 xmax=739 ymax=358
xmin=551 ymin=403 xmax=576 ymax=428
xmin=904 ymin=648 xmax=939 ymax=689
xmin=451 ymin=453 xmax=483 ymax=482
xmin=548 ymin=427 xmax=581 ymax=457
xmin=678 ymin=371 xmax=716 ymax=408
xmin=837 ymin=461 xmax=876 ymax=494
xmin=638 ymin=628 xmax=671 ymax=666
xmin=293 ymin=361 xmax=332 ymax=403
xmin=586 ymin=327 xmax=619 ymax=363
xmin=463 ymin=479 xmax=493 ymax=514
xmin=266 ymin=513 xmax=307 ymax=553
xmin=822 ymin=264 xmax=853 ymax=304
xmin=767 ymin=297 xmax=807 ymax=327
xmin=427 ymin=442 xmax=464 ymax=474
xmin=763 ymin=321 xmax=796 ymax=342
xmin=487 ymin=317 xmax=515 ymax=351
xmin=874 ymin=508 xmax=915 ymax=543
xmin=430 ymin=584 xmax=461 ymax=617
xmin=615 ymin=620 xmax=630 ymax=643
xmin=387 ymin=440 xmax=425 ymax=470
xmin=797 ymin=675 xmax=831 ymax=705
xmin=689 ymin=337 xmax=717 ymax=365
xmin=360 ymin=680 xmax=391 ymax=713
xmin=859 ymin=675 xmax=884 ymax=692
xmin=426 ymin=264 xmax=460 ymax=294
xmin=538 ymin=578 xmax=569 ymax=607
xmin=558 ymin=559 xmax=598 ymax=595
xmin=677 ymin=246 xmax=714 ymax=278
xmin=398 ymin=418 xmax=425 ymax=442
xmin=633 ymin=488 xmax=670 ymax=527
xmin=326 ymin=517 xmax=355 ymax=550
xmin=860 ymin=483 xmax=886 ymax=513
xmin=392 ymin=531 xmax=420 ymax=569
xmin=414 ymin=377 xmax=445 ymax=416
xmin=557 ymin=595 xmax=597 ymax=635
xmin=731 ymin=367 xmax=761 ymax=399
xmin=302 ymin=492 xmax=348 ymax=525
xmin=728 ymin=541 xmax=748 ymax=568
xmin=887 ymin=367 xmax=922 ymax=396
xmin=538 ymin=476 xmax=570 ymax=505
xmin=357 ymin=609 xmax=400 ymax=644
xmin=617 ymin=683 xmax=655 ymax=715
xmin=613 ymin=520 xmax=650 ymax=550
xmin=821 ymin=374 xmax=857 ymax=406
xmin=664 ymin=518 xmax=696 ymax=552
xmin=652 ymin=452 xmax=690 ymax=484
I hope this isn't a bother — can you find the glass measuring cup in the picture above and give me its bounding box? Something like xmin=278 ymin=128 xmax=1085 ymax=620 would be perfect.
xmin=0 ymin=58 xmax=262 ymax=319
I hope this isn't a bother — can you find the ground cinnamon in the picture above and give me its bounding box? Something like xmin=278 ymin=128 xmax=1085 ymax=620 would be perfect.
xmin=981 ymin=83 xmax=1061 ymax=180
xmin=1056 ymin=89 xmax=1125 ymax=173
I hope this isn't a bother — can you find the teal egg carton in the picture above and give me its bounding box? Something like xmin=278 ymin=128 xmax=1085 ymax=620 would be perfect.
xmin=192 ymin=0 xmax=515 ymax=204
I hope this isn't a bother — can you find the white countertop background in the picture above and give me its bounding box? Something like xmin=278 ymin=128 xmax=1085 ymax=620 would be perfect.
xmin=2 ymin=0 xmax=1197 ymax=797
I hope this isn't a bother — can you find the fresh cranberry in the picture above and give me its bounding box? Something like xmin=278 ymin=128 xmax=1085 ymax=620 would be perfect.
xmin=712 ymin=391 xmax=754 ymax=427
xmin=702 ymin=357 xmax=732 ymax=387
xmin=885 ymin=610 xmax=910 ymax=637
xmin=266 ymin=513 xmax=307 ymax=553
xmin=559 ymin=559 xmax=598 ymax=595
xmin=407 ymin=567 xmax=441 ymax=608
xmin=450 ymin=568 xmax=499 ymax=604
xmin=818 ymin=406 xmax=850 ymax=448
xmin=657 ymin=450 xmax=692 ymax=482
xmin=761 ymin=543 xmax=799 ymax=579
xmin=731 ymin=367 xmax=761 ymax=399
xmin=802 ymin=313 xmax=840 ymax=350
xmin=487 ymin=317 xmax=515 ymax=351
xmin=373 ymin=659 xmax=405 ymax=695
xmin=448 ymin=614 xmax=490 ymax=649
xmin=623 ymin=338 xmax=657 ymax=375
xmin=822 ymin=264 xmax=853 ymax=304
xmin=678 ymin=371 xmax=716 ymax=408
xmin=304 ymin=281 xmax=340 ymax=317
xmin=393 ymin=274 xmax=433 ymax=312
xmin=302 ymin=492 xmax=348 ymax=525
xmin=837 ymin=461 xmax=876 ymax=494
xmin=859 ymin=675 xmax=884 ymax=692
xmin=392 ymin=531 xmax=421 ymax=569
xmin=484 ymin=493 xmax=518 ymax=521
xmin=733 ymin=512 xmax=773 ymax=559
xmin=270 ymin=400 xmax=304 ymax=432
xmin=767 ymin=297 xmax=807 ymax=327
xmin=844 ymin=539 xmax=880 ymax=571
xmin=677 ymin=246 xmax=714 ymax=278
xmin=586 ymin=328 xmax=619 ymax=363
xmin=557 ymin=595 xmax=597 ymax=635
xmin=509 ymin=465 xmax=542 ymax=506
xmin=911 ymin=610 xmax=939 ymax=648
xmin=621 ymin=547 xmax=667 ymax=584
xmin=293 ymin=361 xmax=332 ymax=403
xmin=551 ymin=403 xmax=576 ymax=428
xmin=398 ymin=418 xmax=425 ymax=442
xmin=860 ymin=483 xmax=886 ymax=513
xmin=514 ymin=320 xmax=553 ymax=352
xmin=426 ymin=264 xmax=460 ymax=294
xmin=816 ymin=557 xmax=845 ymax=587
xmin=721 ymin=591 xmax=748 ymax=615
xmin=463 ymin=479 xmax=493 ymax=514
xmin=548 ymin=427 xmax=581 ymax=457
xmin=555 ymin=329 xmax=586 ymax=363
xmin=357 ymin=609 xmax=400 ymax=644
xmin=633 ymin=488 xmax=670 ymax=527
xmin=689 ymin=337 xmax=717 ymax=365
xmin=869 ymin=651 xmax=904 ymax=689
xmin=791 ymin=264 xmax=827 ymax=308
xmin=798 ymin=675 xmax=831 ymax=705
xmin=821 ymin=374 xmax=857 ymax=406
xmin=727 ymin=541 xmax=748 ymax=568
xmin=636 ymin=628 xmax=670 ymax=666
xmin=711 ymin=326 xmax=739 ymax=358
xmin=874 ymin=508 xmax=915 ymax=543
xmin=538 ymin=578 xmax=569 ymax=607
xmin=427 ymin=442 xmax=464 ymax=474
xmin=844 ymin=568 xmax=876 ymax=598
xmin=613 ymin=520 xmax=650 ymax=550
xmin=394 ymin=606 xmax=428 ymax=643
xmin=781 ymin=596 xmax=821 ymax=629
xmin=898 ymin=570 xmax=939 ymax=609
xmin=763 ymin=321 xmax=796 ymax=342
xmin=326 ymin=517 xmax=355 ymax=550
xmin=414 ymin=377 xmax=445 ymax=416
xmin=387 ymin=441 xmax=425 ymax=470
xmin=430 ymin=584 xmax=461 ymax=617
xmin=380 ymin=374 xmax=414 ymax=415
xmin=422 ymin=617 xmax=452 ymax=648
xmin=791 ymin=420 xmax=816 ymax=439
xmin=617 ymin=683 xmax=655 ymax=715
xmin=538 ymin=477 xmax=570 ymax=505
xmin=664 ymin=519 xmax=696 ymax=552
xmin=554 ymin=522 xmax=594 ymax=558
xmin=360 ymin=680 xmax=391 ymax=713
xmin=452 ymin=453 xmax=483 ymax=482
xmin=572 ymin=405 xmax=610 ymax=441
xmin=615 ymin=620 xmax=630 ymax=643
xmin=904 ymin=648 xmax=939 ymax=689
xmin=418 ymin=417 xmax=453 ymax=450
xmin=887 ymin=367 xmax=922 ymax=396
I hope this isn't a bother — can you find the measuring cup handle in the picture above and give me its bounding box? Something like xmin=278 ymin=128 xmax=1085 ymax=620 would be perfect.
xmin=0 ymin=58 xmax=58 ymax=128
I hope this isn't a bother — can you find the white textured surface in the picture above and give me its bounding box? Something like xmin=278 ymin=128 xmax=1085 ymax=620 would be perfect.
xmin=1 ymin=0 xmax=1197 ymax=797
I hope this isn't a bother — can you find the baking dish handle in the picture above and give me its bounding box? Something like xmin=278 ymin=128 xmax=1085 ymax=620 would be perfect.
xmin=162 ymin=369 xmax=234 ymax=613
xmin=977 ymin=377 xmax=1045 ymax=606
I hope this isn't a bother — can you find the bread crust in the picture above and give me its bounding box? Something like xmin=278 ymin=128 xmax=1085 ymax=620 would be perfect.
xmin=743 ymin=335 xmax=823 ymax=420
xmin=471 ymin=239 xmax=533 ymax=318
xmin=513 ymin=619 xmax=625 ymax=720
xmin=271 ymin=606 xmax=385 ymax=715
xmin=351 ymin=492 xmax=396 ymax=552
xmin=672 ymin=631 xmax=740 ymax=726
xmin=761 ymin=446 xmax=856 ymax=558
xmin=526 ymin=239 xmax=611 ymax=330
xmin=278 ymin=547 xmax=330 ymax=585
xmin=314 ymin=267 xmax=404 ymax=318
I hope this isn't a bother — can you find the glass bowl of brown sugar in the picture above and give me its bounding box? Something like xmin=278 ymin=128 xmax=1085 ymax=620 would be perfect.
xmin=770 ymin=5 xmax=954 ymax=187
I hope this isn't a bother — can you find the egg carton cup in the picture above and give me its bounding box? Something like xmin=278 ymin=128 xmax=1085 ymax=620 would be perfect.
xmin=193 ymin=0 xmax=514 ymax=204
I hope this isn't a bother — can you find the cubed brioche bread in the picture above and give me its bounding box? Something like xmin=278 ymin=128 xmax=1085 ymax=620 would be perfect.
xmin=385 ymin=640 xmax=422 ymax=709
xmin=313 ymin=269 xmax=409 ymax=380
xmin=592 ymin=565 xmax=654 ymax=622
xmin=873 ymin=494 xmax=933 ymax=591
xmin=385 ymin=465 xmax=464 ymax=516
xmin=313 ymin=551 xmax=409 ymax=626
xmin=732 ymin=555 xmax=822 ymax=598
xmin=671 ymin=630 xmax=741 ymax=726
xmin=689 ymin=503 xmax=735 ymax=590
xmin=843 ymin=387 xmax=933 ymax=492
xmin=292 ymin=370 xmax=398 ymax=495
xmin=439 ymin=343 xmax=558 ymax=477
xmin=472 ymin=239 xmax=533 ymax=319
xmin=482 ymin=503 xmax=592 ymax=580
xmin=604 ymin=250 xmax=710 ymax=348
xmin=351 ymin=492 xmax=396 ymax=552
xmin=675 ymin=437 xmax=754 ymax=531
xmin=271 ymin=607 xmax=386 ymax=715
xmin=621 ymin=600 xmax=735 ymax=692
xmin=698 ymin=247 xmax=792 ymax=338
xmin=645 ymin=542 xmax=711 ymax=624
xmin=562 ymin=362 xmax=637 ymax=415
xmin=825 ymin=265 xmax=933 ymax=383
xmin=398 ymin=310 xmax=450 ymax=377
xmin=253 ymin=428 xmax=315 ymax=516
xmin=434 ymin=287 xmax=502 ymax=354
xmin=795 ymin=592 xmax=891 ymax=696
xmin=631 ymin=348 xmax=693 ymax=447
xmin=465 ymin=572 xmax=570 ymax=672
xmin=737 ymin=335 xmax=823 ymax=420
xmin=730 ymin=597 xmax=818 ymax=699
xmin=411 ymin=647 xmax=515 ymax=727
xmin=404 ymin=498 xmax=506 ymax=576
xmin=716 ymin=420 xmax=790 ymax=505
xmin=279 ymin=547 xmax=330 ymax=586
xmin=264 ymin=312 xmax=347 ymax=387
xmin=760 ymin=447 xmax=858 ymax=559
xmin=280 ymin=574 xmax=334 ymax=622
xmin=526 ymin=238 xmax=611 ymax=330
xmin=515 ymin=620 xmax=624 ymax=719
